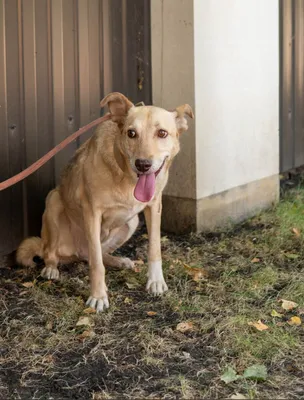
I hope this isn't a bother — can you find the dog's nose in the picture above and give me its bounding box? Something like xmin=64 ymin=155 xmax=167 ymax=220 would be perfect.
xmin=135 ymin=159 xmax=152 ymax=173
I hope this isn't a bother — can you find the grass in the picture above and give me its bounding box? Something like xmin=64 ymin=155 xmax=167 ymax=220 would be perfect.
xmin=1 ymin=181 xmax=304 ymax=399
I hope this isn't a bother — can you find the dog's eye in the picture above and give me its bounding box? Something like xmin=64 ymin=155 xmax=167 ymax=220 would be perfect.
xmin=158 ymin=129 xmax=168 ymax=138
xmin=127 ymin=129 xmax=137 ymax=139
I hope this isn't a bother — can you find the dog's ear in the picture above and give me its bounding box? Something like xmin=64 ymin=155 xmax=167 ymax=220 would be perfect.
xmin=100 ymin=92 xmax=134 ymax=125
xmin=173 ymin=104 xmax=194 ymax=132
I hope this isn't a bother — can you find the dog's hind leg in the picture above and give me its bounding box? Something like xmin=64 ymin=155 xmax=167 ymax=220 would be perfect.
xmin=102 ymin=214 xmax=139 ymax=269
xmin=40 ymin=190 xmax=62 ymax=280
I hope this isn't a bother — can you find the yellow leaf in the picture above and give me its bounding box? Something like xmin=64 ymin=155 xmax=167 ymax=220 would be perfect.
xmin=248 ymin=320 xmax=269 ymax=331
xmin=280 ymin=299 xmax=298 ymax=311
xmin=76 ymin=316 xmax=94 ymax=327
xmin=83 ymin=307 xmax=96 ymax=314
xmin=271 ymin=310 xmax=283 ymax=318
xmin=124 ymin=297 xmax=132 ymax=304
xmin=77 ymin=330 xmax=95 ymax=341
xmin=251 ymin=257 xmax=260 ymax=263
xmin=183 ymin=264 xmax=208 ymax=281
xmin=22 ymin=281 xmax=34 ymax=288
xmin=292 ymin=227 xmax=301 ymax=237
xmin=287 ymin=316 xmax=301 ymax=326
xmin=146 ymin=311 xmax=157 ymax=316
xmin=161 ymin=236 xmax=169 ymax=243
xmin=176 ymin=321 xmax=194 ymax=333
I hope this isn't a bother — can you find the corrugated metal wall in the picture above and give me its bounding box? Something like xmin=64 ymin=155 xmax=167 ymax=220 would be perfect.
xmin=280 ymin=0 xmax=304 ymax=172
xmin=0 ymin=0 xmax=151 ymax=256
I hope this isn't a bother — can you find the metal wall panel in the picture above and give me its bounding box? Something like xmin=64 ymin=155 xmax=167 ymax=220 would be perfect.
xmin=280 ymin=0 xmax=304 ymax=172
xmin=0 ymin=0 xmax=151 ymax=256
xmin=0 ymin=0 xmax=12 ymax=255
xmin=2 ymin=0 xmax=25 ymax=253
xmin=294 ymin=0 xmax=304 ymax=167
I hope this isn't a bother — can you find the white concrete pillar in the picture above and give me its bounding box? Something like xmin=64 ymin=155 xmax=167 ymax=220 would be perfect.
xmin=151 ymin=0 xmax=280 ymax=232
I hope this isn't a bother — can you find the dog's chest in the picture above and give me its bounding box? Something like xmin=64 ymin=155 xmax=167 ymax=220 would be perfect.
xmin=102 ymin=203 xmax=145 ymax=230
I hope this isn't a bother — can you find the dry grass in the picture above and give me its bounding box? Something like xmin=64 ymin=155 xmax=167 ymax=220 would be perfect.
xmin=1 ymin=181 xmax=304 ymax=399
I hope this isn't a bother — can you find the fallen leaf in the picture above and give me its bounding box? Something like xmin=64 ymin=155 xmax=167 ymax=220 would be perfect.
xmin=251 ymin=257 xmax=260 ymax=263
xmin=161 ymin=236 xmax=169 ymax=243
xmin=287 ymin=316 xmax=301 ymax=326
xmin=230 ymin=394 xmax=248 ymax=400
xmin=176 ymin=321 xmax=194 ymax=333
xmin=146 ymin=311 xmax=157 ymax=316
xmin=141 ymin=234 xmax=148 ymax=239
xmin=298 ymin=308 xmax=304 ymax=315
xmin=276 ymin=322 xmax=285 ymax=327
xmin=248 ymin=320 xmax=269 ymax=331
xmin=183 ymin=264 xmax=208 ymax=281
xmin=280 ymin=299 xmax=298 ymax=311
xmin=220 ymin=367 xmax=240 ymax=384
xmin=22 ymin=281 xmax=34 ymax=288
xmin=78 ymin=330 xmax=95 ymax=341
xmin=169 ymin=264 xmax=175 ymax=270
xmin=292 ymin=227 xmax=301 ymax=237
xmin=271 ymin=309 xmax=283 ymax=318
xmin=83 ymin=307 xmax=96 ymax=314
xmin=76 ymin=316 xmax=94 ymax=327
xmin=243 ymin=364 xmax=267 ymax=381
xmin=124 ymin=297 xmax=132 ymax=304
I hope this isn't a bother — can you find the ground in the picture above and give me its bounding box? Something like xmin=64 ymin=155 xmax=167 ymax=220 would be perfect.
xmin=1 ymin=181 xmax=304 ymax=400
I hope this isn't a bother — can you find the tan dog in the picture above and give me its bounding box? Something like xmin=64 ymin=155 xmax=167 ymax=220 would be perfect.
xmin=16 ymin=92 xmax=194 ymax=311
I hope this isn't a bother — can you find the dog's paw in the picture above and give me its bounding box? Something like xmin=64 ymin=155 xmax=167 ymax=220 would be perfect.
xmin=86 ymin=295 xmax=109 ymax=313
xmin=41 ymin=266 xmax=60 ymax=280
xmin=146 ymin=279 xmax=168 ymax=295
xmin=120 ymin=257 xmax=134 ymax=269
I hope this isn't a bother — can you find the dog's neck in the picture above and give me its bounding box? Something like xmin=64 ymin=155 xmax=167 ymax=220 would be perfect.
xmin=113 ymin=140 xmax=130 ymax=176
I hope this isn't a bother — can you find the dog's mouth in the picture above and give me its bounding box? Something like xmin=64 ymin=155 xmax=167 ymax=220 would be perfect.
xmin=134 ymin=158 xmax=167 ymax=203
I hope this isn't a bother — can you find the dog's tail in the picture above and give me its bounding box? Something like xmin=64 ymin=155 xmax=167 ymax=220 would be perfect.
xmin=16 ymin=237 xmax=43 ymax=267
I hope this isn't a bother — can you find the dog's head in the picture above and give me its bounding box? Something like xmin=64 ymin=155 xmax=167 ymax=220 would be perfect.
xmin=100 ymin=92 xmax=194 ymax=203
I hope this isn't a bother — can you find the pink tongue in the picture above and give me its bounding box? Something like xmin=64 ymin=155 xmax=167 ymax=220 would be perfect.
xmin=134 ymin=173 xmax=156 ymax=202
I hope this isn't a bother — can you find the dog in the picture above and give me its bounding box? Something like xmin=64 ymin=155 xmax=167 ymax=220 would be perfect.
xmin=16 ymin=92 xmax=194 ymax=312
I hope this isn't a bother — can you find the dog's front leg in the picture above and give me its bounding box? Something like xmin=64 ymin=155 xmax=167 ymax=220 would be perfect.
xmin=83 ymin=208 xmax=109 ymax=312
xmin=144 ymin=196 xmax=168 ymax=295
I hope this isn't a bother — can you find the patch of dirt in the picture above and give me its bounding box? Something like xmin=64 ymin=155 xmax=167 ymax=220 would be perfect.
xmin=1 ymin=187 xmax=304 ymax=399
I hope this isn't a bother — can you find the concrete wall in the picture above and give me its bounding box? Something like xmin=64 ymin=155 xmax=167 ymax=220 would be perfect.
xmin=151 ymin=0 xmax=196 ymax=199
xmin=151 ymin=0 xmax=280 ymax=232
xmin=194 ymin=0 xmax=279 ymax=199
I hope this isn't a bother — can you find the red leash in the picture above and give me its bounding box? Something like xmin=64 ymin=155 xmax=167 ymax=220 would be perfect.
xmin=0 ymin=113 xmax=111 ymax=192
